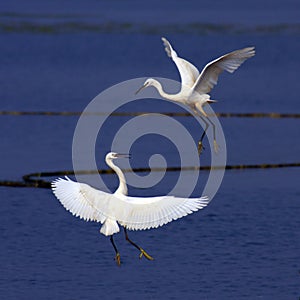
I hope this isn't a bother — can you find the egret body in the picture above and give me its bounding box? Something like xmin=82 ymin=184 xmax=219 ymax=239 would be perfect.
xmin=136 ymin=38 xmax=255 ymax=153
xmin=52 ymin=152 xmax=209 ymax=265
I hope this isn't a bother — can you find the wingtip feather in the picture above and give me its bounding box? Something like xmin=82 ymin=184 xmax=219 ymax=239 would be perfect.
xmin=161 ymin=37 xmax=174 ymax=58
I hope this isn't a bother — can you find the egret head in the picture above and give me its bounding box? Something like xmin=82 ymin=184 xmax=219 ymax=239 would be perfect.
xmin=135 ymin=78 xmax=157 ymax=95
xmin=105 ymin=152 xmax=131 ymax=162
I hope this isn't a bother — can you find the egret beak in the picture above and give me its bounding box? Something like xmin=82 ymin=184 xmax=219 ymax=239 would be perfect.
xmin=115 ymin=153 xmax=131 ymax=159
xmin=135 ymin=83 xmax=147 ymax=95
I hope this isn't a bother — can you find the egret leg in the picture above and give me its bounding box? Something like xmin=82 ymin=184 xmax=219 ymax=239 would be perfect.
xmin=192 ymin=108 xmax=209 ymax=155
xmin=124 ymin=227 xmax=154 ymax=261
xmin=206 ymin=116 xmax=219 ymax=153
xmin=110 ymin=235 xmax=121 ymax=266
xmin=198 ymin=115 xmax=210 ymax=155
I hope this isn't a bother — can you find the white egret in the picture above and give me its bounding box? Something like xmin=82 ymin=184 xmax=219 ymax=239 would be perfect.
xmin=52 ymin=152 xmax=209 ymax=266
xmin=136 ymin=37 xmax=255 ymax=153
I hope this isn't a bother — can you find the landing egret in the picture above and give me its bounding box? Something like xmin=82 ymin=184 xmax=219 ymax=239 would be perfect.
xmin=136 ymin=37 xmax=255 ymax=153
xmin=52 ymin=152 xmax=209 ymax=266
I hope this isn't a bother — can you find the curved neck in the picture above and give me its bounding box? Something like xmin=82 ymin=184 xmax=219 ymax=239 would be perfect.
xmin=152 ymin=80 xmax=183 ymax=102
xmin=106 ymin=159 xmax=128 ymax=196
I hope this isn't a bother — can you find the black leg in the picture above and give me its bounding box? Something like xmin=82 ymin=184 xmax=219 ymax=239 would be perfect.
xmin=110 ymin=235 xmax=121 ymax=266
xmin=206 ymin=116 xmax=216 ymax=141
xmin=192 ymin=108 xmax=210 ymax=154
xmin=199 ymin=115 xmax=210 ymax=142
xmin=206 ymin=115 xmax=219 ymax=153
xmin=124 ymin=227 xmax=154 ymax=261
xmin=194 ymin=105 xmax=219 ymax=153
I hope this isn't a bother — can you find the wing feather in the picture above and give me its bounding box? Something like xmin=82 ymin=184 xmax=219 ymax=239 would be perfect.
xmin=52 ymin=177 xmax=209 ymax=231
xmin=162 ymin=37 xmax=200 ymax=88
xmin=119 ymin=194 xmax=209 ymax=230
xmin=52 ymin=177 xmax=110 ymax=223
xmin=193 ymin=47 xmax=255 ymax=94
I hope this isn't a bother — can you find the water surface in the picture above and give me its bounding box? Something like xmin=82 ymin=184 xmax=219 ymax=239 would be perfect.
xmin=0 ymin=1 xmax=299 ymax=299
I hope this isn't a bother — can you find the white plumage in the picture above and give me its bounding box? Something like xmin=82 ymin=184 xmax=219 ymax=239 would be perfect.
xmin=52 ymin=176 xmax=209 ymax=233
xmin=161 ymin=36 xmax=255 ymax=96
xmin=136 ymin=37 xmax=255 ymax=153
xmin=51 ymin=152 xmax=209 ymax=264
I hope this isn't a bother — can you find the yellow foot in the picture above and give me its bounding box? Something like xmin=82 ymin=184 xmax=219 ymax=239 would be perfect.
xmin=139 ymin=248 xmax=154 ymax=261
xmin=198 ymin=141 xmax=204 ymax=155
xmin=213 ymin=140 xmax=219 ymax=153
xmin=115 ymin=253 xmax=121 ymax=266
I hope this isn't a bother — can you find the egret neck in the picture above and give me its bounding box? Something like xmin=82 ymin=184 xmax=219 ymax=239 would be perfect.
xmin=149 ymin=79 xmax=187 ymax=103
xmin=105 ymin=157 xmax=128 ymax=196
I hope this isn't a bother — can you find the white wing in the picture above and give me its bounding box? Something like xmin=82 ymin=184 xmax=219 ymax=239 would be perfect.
xmin=162 ymin=37 xmax=200 ymax=88
xmin=52 ymin=177 xmax=209 ymax=231
xmin=52 ymin=177 xmax=109 ymax=223
xmin=193 ymin=47 xmax=255 ymax=94
xmin=117 ymin=193 xmax=209 ymax=230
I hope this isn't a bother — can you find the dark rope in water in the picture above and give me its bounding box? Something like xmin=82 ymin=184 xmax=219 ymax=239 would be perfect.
xmin=0 ymin=162 xmax=299 ymax=189
xmin=1 ymin=111 xmax=299 ymax=188
xmin=0 ymin=111 xmax=300 ymax=118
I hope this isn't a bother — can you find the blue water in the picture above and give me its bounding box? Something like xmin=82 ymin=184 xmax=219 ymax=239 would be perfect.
xmin=0 ymin=1 xmax=300 ymax=299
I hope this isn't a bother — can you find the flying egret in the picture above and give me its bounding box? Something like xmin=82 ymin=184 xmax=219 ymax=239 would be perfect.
xmin=51 ymin=152 xmax=209 ymax=266
xmin=136 ymin=37 xmax=255 ymax=153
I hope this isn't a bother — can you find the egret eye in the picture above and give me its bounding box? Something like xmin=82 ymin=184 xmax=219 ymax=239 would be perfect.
xmin=50 ymin=36 xmax=255 ymax=266
xmin=51 ymin=149 xmax=209 ymax=266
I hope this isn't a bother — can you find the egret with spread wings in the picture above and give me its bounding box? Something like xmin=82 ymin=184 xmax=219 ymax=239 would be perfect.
xmin=136 ymin=37 xmax=255 ymax=153
xmin=52 ymin=152 xmax=209 ymax=266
